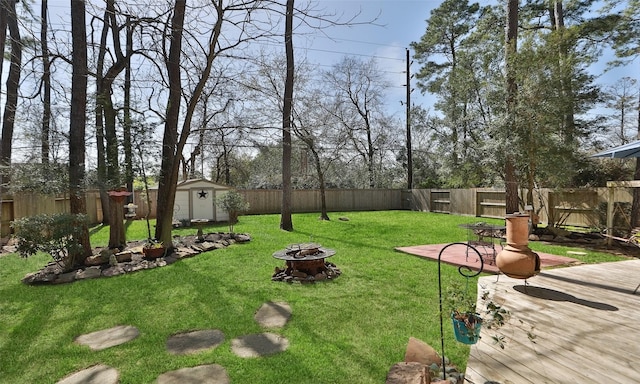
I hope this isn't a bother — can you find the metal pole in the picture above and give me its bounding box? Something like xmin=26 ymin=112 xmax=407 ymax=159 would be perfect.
xmin=437 ymin=242 xmax=484 ymax=380
xmin=406 ymin=48 xmax=413 ymax=190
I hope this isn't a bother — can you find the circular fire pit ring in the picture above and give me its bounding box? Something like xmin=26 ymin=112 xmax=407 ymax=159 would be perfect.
xmin=272 ymin=243 xmax=341 ymax=283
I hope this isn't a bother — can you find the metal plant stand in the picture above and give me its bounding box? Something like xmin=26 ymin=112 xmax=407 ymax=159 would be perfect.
xmin=437 ymin=242 xmax=485 ymax=381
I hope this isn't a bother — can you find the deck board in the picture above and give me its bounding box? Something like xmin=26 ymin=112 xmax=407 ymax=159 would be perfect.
xmin=465 ymin=259 xmax=640 ymax=384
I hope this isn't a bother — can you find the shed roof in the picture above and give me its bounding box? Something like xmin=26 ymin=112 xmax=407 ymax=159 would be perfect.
xmin=176 ymin=178 xmax=231 ymax=190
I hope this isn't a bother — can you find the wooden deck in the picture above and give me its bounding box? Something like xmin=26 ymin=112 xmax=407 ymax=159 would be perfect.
xmin=465 ymin=259 xmax=640 ymax=384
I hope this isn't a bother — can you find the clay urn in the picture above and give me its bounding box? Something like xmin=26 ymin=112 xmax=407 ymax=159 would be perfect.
xmin=495 ymin=213 xmax=540 ymax=279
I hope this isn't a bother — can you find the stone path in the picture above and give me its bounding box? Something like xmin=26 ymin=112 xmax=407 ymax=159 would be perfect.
xmin=58 ymin=301 xmax=292 ymax=384
xmin=74 ymin=325 xmax=140 ymax=351
xmin=166 ymin=329 xmax=225 ymax=355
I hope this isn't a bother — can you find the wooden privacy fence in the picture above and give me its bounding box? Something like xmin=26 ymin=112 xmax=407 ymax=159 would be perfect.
xmin=237 ymin=189 xmax=403 ymax=214
xmin=1 ymin=187 xmax=632 ymax=237
xmin=407 ymin=187 xmax=625 ymax=229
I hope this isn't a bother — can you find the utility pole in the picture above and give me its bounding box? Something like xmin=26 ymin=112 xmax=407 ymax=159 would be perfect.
xmin=406 ymin=48 xmax=413 ymax=190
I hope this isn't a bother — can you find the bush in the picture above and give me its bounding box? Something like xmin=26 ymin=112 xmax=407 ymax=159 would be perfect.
xmin=11 ymin=213 xmax=88 ymax=269
xmin=216 ymin=190 xmax=249 ymax=232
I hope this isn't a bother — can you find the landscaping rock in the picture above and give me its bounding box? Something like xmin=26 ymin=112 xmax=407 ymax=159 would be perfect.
xmin=234 ymin=234 xmax=251 ymax=242
xmin=21 ymin=232 xmax=251 ymax=285
xmin=76 ymin=267 xmax=102 ymax=280
xmin=405 ymin=337 xmax=441 ymax=366
xmin=156 ymin=364 xmax=230 ymax=384
xmin=54 ymin=271 xmax=77 ymax=284
xmin=102 ymin=265 xmax=125 ymax=277
xmin=85 ymin=254 xmax=108 ymax=266
xmin=386 ymin=362 xmax=430 ymax=384
xmin=115 ymin=251 xmax=132 ymax=263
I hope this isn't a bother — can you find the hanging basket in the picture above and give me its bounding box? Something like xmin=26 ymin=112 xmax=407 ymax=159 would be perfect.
xmin=451 ymin=312 xmax=482 ymax=345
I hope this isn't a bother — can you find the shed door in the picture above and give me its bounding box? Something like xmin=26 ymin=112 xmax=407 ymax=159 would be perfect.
xmin=192 ymin=188 xmax=214 ymax=220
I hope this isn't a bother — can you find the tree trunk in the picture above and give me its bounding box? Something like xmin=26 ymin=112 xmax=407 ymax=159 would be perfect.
xmin=504 ymin=0 xmax=519 ymax=214
xmin=123 ymin=16 xmax=134 ymax=202
xmin=155 ymin=0 xmax=186 ymax=246
xmin=107 ymin=194 xmax=127 ymax=249
xmin=553 ymin=1 xmax=576 ymax=144
xmin=1 ymin=0 xmax=21 ymax=169
xmin=0 ymin=1 xmax=6 ymax=81
xmin=41 ymin=0 xmax=51 ymax=164
xmin=632 ymin=89 xmax=640 ymax=229
xmin=311 ymin=146 xmax=330 ymax=221
xmin=69 ymin=0 xmax=92 ymax=268
xmin=280 ymin=0 xmax=294 ymax=231
xmin=95 ymin=8 xmax=110 ymax=225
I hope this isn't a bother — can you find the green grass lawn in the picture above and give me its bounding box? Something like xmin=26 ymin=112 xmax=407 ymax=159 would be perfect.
xmin=0 ymin=211 xmax=630 ymax=383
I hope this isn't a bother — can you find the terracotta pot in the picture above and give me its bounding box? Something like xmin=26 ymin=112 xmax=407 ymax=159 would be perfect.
xmin=143 ymin=246 xmax=166 ymax=259
xmin=504 ymin=214 xmax=530 ymax=247
xmin=496 ymin=213 xmax=540 ymax=279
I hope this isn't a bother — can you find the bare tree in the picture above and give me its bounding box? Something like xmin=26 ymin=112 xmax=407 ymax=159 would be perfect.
xmin=281 ymin=0 xmax=294 ymax=231
xmin=93 ymin=1 xmax=138 ymax=248
xmin=69 ymin=0 xmax=92 ymax=266
xmin=292 ymin=86 xmax=348 ymax=220
xmin=155 ymin=0 xmax=187 ymax=247
xmin=1 ymin=0 xmax=22 ymax=169
xmin=505 ymin=0 xmax=519 ymax=214
xmin=323 ymin=57 xmax=396 ymax=189
xmin=603 ymin=77 xmax=639 ymax=145
xmin=154 ymin=1 xmax=279 ymax=245
xmin=40 ymin=0 xmax=51 ymax=164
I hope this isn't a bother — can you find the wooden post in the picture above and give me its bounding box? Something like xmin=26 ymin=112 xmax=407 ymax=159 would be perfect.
xmin=107 ymin=189 xmax=131 ymax=249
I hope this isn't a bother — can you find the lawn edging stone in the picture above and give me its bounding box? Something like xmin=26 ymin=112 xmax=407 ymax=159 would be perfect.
xmin=21 ymin=232 xmax=251 ymax=285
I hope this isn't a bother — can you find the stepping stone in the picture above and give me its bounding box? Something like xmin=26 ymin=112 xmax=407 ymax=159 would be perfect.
xmin=74 ymin=325 xmax=139 ymax=351
xmin=156 ymin=364 xmax=230 ymax=384
xmin=56 ymin=364 xmax=118 ymax=384
xmin=254 ymin=301 xmax=291 ymax=328
xmin=166 ymin=329 xmax=225 ymax=355
xmin=231 ymin=332 xmax=289 ymax=358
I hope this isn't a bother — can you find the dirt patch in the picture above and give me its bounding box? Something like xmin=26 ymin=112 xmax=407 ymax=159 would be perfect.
xmin=532 ymin=228 xmax=640 ymax=258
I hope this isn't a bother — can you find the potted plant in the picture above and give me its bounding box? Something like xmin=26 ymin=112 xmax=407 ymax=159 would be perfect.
xmin=445 ymin=281 xmax=514 ymax=347
xmin=142 ymin=239 xmax=166 ymax=259
xmin=445 ymin=281 xmax=483 ymax=344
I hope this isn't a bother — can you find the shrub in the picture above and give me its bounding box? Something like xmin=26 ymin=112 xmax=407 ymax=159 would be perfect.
xmin=216 ymin=190 xmax=249 ymax=232
xmin=11 ymin=213 xmax=88 ymax=269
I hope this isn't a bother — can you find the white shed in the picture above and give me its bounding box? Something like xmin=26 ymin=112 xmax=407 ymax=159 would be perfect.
xmin=173 ymin=179 xmax=232 ymax=222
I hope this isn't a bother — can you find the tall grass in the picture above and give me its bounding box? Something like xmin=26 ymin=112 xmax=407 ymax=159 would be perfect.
xmin=0 ymin=211 xmax=628 ymax=383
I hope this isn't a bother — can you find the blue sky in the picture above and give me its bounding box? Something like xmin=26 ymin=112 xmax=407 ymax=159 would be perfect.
xmin=297 ymin=0 xmax=637 ymax=118
xmin=295 ymin=1 xmax=440 ymax=115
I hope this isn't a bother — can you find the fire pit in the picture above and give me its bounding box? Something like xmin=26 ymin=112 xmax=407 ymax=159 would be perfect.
xmin=272 ymin=243 xmax=341 ymax=283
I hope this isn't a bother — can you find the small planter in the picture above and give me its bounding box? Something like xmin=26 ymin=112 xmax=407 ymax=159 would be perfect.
xmin=143 ymin=246 xmax=166 ymax=259
xmin=451 ymin=312 xmax=482 ymax=345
